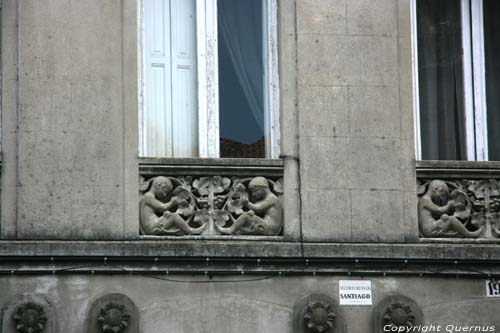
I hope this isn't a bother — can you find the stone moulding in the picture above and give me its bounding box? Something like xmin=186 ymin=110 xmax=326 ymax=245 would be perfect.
xmin=139 ymin=158 xmax=284 ymax=237
xmin=417 ymin=161 xmax=500 ymax=239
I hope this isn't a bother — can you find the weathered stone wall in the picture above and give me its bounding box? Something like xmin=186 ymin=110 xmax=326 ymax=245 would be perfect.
xmin=1 ymin=0 xmax=138 ymax=239
xmin=0 ymin=275 xmax=498 ymax=332
xmin=297 ymin=0 xmax=417 ymax=242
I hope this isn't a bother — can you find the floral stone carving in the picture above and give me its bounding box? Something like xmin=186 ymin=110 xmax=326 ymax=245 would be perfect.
xmin=293 ymin=294 xmax=338 ymax=333
xmin=416 ymin=178 xmax=500 ymax=238
xmin=372 ymin=294 xmax=422 ymax=333
xmin=303 ymin=301 xmax=336 ymax=333
xmin=13 ymin=302 xmax=48 ymax=333
xmin=382 ymin=302 xmax=416 ymax=330
xmin=97 ymin=303 xmax=130 ymax=333
xmin=140 ymin=175 xmax=283 ymax=236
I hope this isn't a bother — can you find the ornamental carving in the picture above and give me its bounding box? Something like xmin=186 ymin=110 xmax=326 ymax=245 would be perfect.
xmin=13 ymin=302 xmax=48 ymax=333
xmin=417 ymin=179 xmax=500 ymax=238
xmin=293 ymin=294 xmax=338 ymax=333
xmin=372 ymin=294 xmax=422 ymax=333
xmin=140 ymin=175 xmax=283 ymax=236
xmin=97 ymin=303 xmax=130 ymax=333
xmin=382 ymin=302 xmax=416 ymax=331
xmin=303 ymin=301 xmax=336 ymax=333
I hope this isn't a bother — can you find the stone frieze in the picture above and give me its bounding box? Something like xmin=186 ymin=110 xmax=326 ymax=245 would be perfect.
xmin=140 ymin=175 xmax=283 ymax=236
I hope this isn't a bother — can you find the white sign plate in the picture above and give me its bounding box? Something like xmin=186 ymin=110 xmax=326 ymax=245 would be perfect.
xmin=486 ymin=280 xmax=500 ymax=297
xmin=339 ymin=280 xmax=372 ymax=305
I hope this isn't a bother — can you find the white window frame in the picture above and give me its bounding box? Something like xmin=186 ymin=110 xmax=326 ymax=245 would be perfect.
xmin=412 ymin=0 xmax=489 ymax=161
xmin=138 ymin=0 xmax=280 ymax=159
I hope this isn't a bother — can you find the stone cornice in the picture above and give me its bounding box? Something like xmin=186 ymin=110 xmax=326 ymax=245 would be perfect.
xmin=0 ymin=241 xmax=499 ymax=261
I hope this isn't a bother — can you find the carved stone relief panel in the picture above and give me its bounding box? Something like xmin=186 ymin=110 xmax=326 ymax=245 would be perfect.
xmin=418 ymin=179 xmax=500 ymax=238
xmin=2 ymin=294 xmax=54 ymax=333
xmin=372 ymin=294 xmax=422 ymax=333
xmin=293 ymin=294 xmax=339 ymax=333
xmin=87 ymin=293 xmax=138 ymax=333
xmin=139 ymin=175 xmax=284 ymax=236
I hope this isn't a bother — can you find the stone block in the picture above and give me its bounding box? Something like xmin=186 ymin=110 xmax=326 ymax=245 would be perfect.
xmin=351 ymin=189 xmax=405 ymax=242
xmin=300 ymin=137 xmax=351 ymax=190
xmin=18 ymin=23 xmax=73 ymax=80
xmin=1 ymin=26 xmax=19 ymax=81
xmin=398 ymin=0 xmax=412 ymax=37
xmin=298 ymin=35 xmax=398 ymax=86
xmin=402 ymin=190 xmax=419 ymax=241
xmin=347 ymin=0 xmax=397 ymax=36
xmin=349 ymin=85 xmax=400 ymax=139
xmin=18 ymin=0 xmax=70 ymax=27
xmin=18 ymin=126 xmax=122 ymax=187
xmin=68 ymin=3 xmax=122 ymax=81
xmin=302 ymin=189 xmax=352 ymax=241
xmin=17 ymin=183 xmax=123 ymax=239
xmin=18 ymin=79 xmax=72 ymax=132
xmin=299 ymin=85 xmax=349 ymax=138
xmin=349 ymin=138 xmax=402 ymax=190
xmin=297 ymin=0 xmax=347 ymax=35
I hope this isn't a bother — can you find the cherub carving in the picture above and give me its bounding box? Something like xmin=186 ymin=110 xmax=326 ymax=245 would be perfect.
xmin=418 ymin=180 xmax=483 ymax=238
xmin=216 ymin=177 xmax=282 ymax=235
xmin=140 ymin=176 xmax=206 ymax=235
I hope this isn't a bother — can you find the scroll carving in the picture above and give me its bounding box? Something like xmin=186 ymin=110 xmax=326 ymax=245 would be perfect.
xmin=417 ymin=179 xmax=500 ymax=238
xmin=140 ymin=175 xmax=283 ymax=236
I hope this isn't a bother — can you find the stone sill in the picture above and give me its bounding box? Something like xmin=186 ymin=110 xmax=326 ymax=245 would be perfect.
xmin=1 ymin=241 xmax=499 ymax=261
xmin=140 ymin=235 xmax=283 ymax=241
xmin=416 ymin=160 xmax=500 ymax=178
xmin=139 ymin=157 xmax=284 ymax=177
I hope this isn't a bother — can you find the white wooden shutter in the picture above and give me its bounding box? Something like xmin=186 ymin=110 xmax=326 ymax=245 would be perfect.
xmin=143 ymin=0 xmax=198 ymax=157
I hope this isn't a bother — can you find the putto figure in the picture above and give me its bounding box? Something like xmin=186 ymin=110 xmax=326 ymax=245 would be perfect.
xmin=418 ymin=180 xmax=483 ymax=238
xmin=140 ymin=176 xmax=206 ymax=235
xmin=216 ymin=177 xmax=282 ymax=236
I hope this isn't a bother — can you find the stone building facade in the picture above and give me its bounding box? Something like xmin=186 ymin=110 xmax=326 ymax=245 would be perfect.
xmin=1 ymin=0 xmax=499 ymax=332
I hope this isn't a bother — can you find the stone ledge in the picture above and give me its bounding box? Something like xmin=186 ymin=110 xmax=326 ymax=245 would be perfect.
xmin=416 ymin=160 xmax=500 ymax=178
xmin=0 ymin=241 xmax=499 ymax=262
xmin=139 ymin=157 xmax=284 ymax=177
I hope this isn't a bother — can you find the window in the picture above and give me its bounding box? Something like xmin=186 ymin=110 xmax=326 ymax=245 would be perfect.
xmin=412 ymin=0 xmax=500 ymax=160
xmin=139 ymin=0 xmax=280 ymax=159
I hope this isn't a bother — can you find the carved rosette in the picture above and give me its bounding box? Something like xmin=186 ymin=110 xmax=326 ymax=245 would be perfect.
xmin=140 ymin=175 xmax=283 ymax=236
xmin=417 ymin=178 xmax=500 ymax=238
xmin=97 ymin=303 xmax=130 ymax=333
xmin=373 ymin=294 xmax=422 ymax=333
xmin=13 ymin=302 xmax=48 ymax=333
xmin=293 ymin=294 xmax=338 ymax=333
xmin=382 ymin=302 xmax=416 ymax=330
xmin=303 ymin=301 xmax=336 ymax=333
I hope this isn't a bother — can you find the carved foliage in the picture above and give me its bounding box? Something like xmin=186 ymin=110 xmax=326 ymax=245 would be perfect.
xmin=417 ymin=178 xmax=500 ymax=238
xmin=13 ymin=302 xmax=48 ymax=333
xmin=140 ymin=175 xmax=283 ymax=236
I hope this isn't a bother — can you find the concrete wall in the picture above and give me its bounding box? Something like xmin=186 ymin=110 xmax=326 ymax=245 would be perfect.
xmin=1 ymin=0 xmax=138 ymax=239
xmin=0 ymin=275 xmax=498 ymax=333
xmin=297 ymin=0 xmax=418 ymax=242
